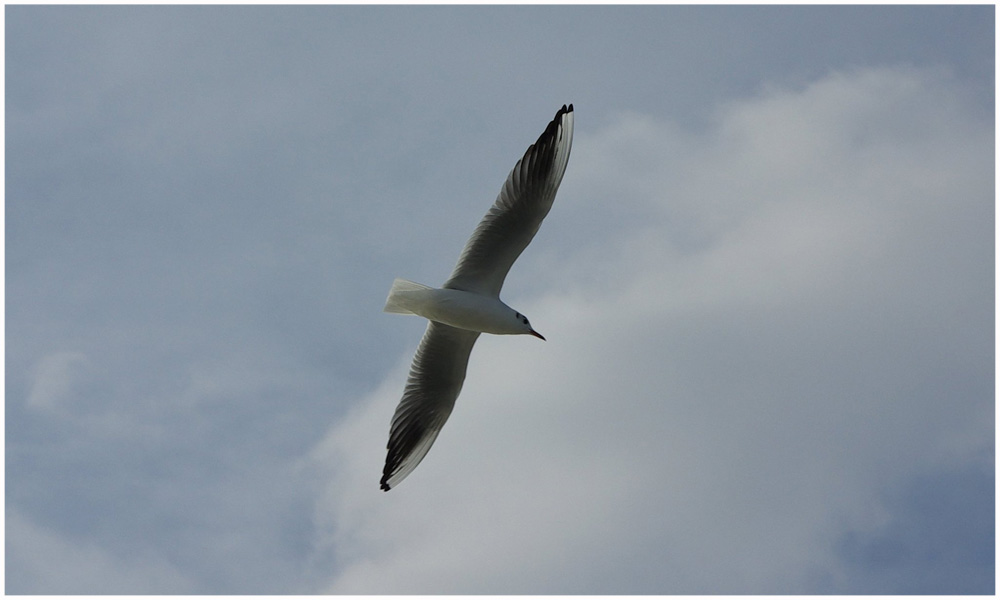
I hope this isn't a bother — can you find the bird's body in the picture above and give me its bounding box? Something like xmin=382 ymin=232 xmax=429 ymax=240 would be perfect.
xmin=381 ymin=105 xmax=574 ymax=491
xmin=384 ymin=278 xmax=544 ymax=337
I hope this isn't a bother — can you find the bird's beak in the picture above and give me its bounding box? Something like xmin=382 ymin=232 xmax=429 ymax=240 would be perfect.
xmin=529 ymin=329 xmax=546 ymax=341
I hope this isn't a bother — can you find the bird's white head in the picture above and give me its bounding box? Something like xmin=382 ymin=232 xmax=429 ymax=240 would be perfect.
xmin=513 ymin=310 xmax=545 ymax=341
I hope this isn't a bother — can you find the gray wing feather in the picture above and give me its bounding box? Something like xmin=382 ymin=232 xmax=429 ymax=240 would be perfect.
xmin=381 ymin=322 xmax=481 ymax=490
xmin=444 ymin=105 xmax=574 ymax=296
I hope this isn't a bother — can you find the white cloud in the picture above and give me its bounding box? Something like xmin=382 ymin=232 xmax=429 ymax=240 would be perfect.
xmin=309 ymin=66 xmax=992 ymax=593
xmin=6 ymin=509 xmax=195 ymax=594
xmin=26 ymin=351 xmax=90 ymax=412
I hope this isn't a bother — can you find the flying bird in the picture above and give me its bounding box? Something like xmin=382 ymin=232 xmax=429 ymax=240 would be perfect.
xmin=380 ymin=104 xmax=574 ymax=490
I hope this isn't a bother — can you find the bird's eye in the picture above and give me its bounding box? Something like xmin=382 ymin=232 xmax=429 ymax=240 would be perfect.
xmin=522 ymin=318 xmax=529 ymax=324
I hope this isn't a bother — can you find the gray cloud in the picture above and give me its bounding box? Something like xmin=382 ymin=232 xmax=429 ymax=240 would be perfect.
xmin=6 ymin=6 xmax=992 ymax=594
xmin=313 ymin=65 xmax=992 ymax=594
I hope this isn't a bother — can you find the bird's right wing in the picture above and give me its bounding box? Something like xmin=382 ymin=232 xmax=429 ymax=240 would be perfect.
xmin=381 ymin=321 xmax=481 ymax=490
xmin=443 ymin=105 xmax=574 ymax=296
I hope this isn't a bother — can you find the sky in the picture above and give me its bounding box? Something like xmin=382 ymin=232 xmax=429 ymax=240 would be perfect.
xmin=5 ymin=4 xmax=995 ymax=594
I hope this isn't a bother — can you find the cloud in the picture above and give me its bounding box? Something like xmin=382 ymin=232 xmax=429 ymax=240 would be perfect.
xmin=6 ymin=509 xmax=195 ymax=594
xmin=26 ymin=351 xmax=91 ymax=412
xmin=309 ymin=65 xmax=993 ymax=593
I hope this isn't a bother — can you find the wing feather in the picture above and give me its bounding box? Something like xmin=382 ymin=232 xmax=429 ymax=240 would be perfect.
xmin=380 ymin=322 xmax=481 ymax=490
xmin=444 ymin=104 xmax=574 ymax=296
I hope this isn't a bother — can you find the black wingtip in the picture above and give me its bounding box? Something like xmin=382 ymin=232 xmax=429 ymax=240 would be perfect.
xmin=534 ymin=104 xmax=574 ymax=146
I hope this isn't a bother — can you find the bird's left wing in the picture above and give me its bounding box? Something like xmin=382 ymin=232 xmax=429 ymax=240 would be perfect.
xmin=381 ymin=321 xmax=481 ymax=490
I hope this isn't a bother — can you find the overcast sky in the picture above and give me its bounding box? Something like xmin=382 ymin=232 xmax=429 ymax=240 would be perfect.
xmin=5 ymin=5 xmax=994 ymax=594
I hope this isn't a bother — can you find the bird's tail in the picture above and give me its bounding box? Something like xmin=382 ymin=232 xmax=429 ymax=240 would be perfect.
xmin=383 ymin=278 xmax=433 ymax=315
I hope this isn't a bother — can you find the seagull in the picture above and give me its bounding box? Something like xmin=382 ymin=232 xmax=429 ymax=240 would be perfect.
xmin=380 ymin=105 xmax=574 ymax=491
